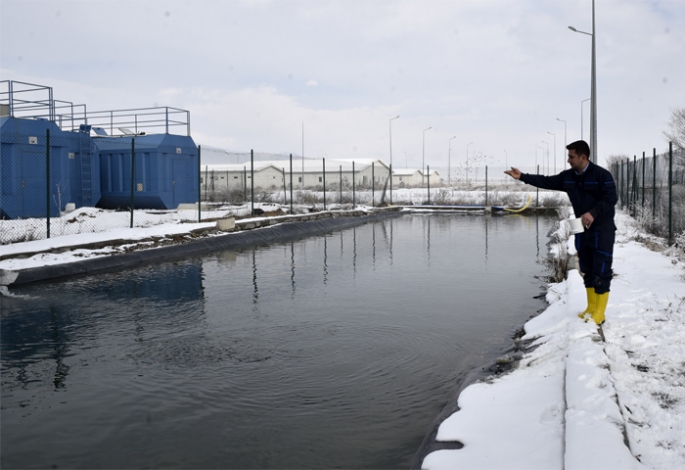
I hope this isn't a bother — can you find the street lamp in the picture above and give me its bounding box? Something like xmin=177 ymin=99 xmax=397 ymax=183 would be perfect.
xmin=389 ymin=115 xmax=400 ymax=203
xmin=537 ymin=146 xmax=545 ymax=174
xmin=556 ymin=117 xmax=567 ymax=168
xmin=569 ymin=0 xmax=597 ymax=163
xmin=581 ymin=98 xmax=591 ymax=141
xmin=448 ymin=135 xmax=457 ymax=185
xmin=541 ymin=141 xmax=549 ymax=175
xmin=547 ymin=132 xmax=556 ymax=174
xmin=466 ymin=142 xmax=473 ymax=187
xmin=422 ymin=127 xmax=432 ymax=187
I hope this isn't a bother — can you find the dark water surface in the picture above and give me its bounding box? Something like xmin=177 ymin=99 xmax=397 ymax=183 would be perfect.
xmin=1 ymin=214 xmax=553 ymax=469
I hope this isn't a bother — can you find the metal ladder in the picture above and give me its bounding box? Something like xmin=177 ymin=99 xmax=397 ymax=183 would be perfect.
xmin=79 ymin=126 xmax=93 ymax=206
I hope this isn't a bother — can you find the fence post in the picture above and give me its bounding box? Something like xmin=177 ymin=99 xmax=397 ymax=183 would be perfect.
xmin=243 ymin=166 xmax=247 ymax=202
xmin=289 ymin=153 xmax=293 ymax=214
xmin=652 ymin=148 xmax=656 ymax=220
xmin=536 ymin=164 xmax=539 ymax=207
xmin=485 ymin=165 xmax=489 ymax=206
xmin=632 ymin=155 xmax=638 ymax=217
xmin=389 ymin=163 xmax=393 ymax=204
xmin=641 ymin=151 xmax=645 ymax=208
xmin=339 ymin=165 xmax=343 ymax=204
xmin=250 ymin=150 xmax=254 ymax=215
xmin=372 ymin=162 xmax=375 ymax=207
xmin=625 ymin=158 xmax=630 ymax=210
xmin=617 ymin=161 xmax=622 ymax=207
xmin=198 ymin=145 xmax=202 ymax=222
xmin=323 ymin=158 xmax=327 ymax=210
xmin=204 ymin=165 xmax=209 ymax=202
xmin=282 ymin=168 xmax=287 ymax=204
xmin=130 ymin=138 xmax=135 ymax=228
xmin=46 ymin=129 xmax=51 ymax=238
xmin=352 ymin=161 xmax=356 ymax=208
xmin=427 ymin=165 xmax=431 ymax=204
xmin=668 ymin=142 xmax=673 ymax=245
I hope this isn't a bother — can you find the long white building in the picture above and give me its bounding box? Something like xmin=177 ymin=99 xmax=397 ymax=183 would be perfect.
xmin=202 ymin=159 xmax=391 ymax=192
xmin=202 ymin=159 xmax=439 ymax=193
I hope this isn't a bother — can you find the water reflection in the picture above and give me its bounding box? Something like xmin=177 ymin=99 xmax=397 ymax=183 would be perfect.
xmin=1 ymin=262 xmax=206 ymax=392
xmin=324 ymin=236 xmax=329 ymax=286
xmin=2 ymin=214 xmax=555 ymax=470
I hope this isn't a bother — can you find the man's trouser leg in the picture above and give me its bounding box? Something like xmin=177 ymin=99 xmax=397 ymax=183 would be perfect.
xmin=577 ymin=235 xmax=613 ymax=325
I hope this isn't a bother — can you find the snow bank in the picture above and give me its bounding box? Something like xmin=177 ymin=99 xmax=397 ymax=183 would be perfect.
xmin=422 ymin=211 xmax=685 ymax=469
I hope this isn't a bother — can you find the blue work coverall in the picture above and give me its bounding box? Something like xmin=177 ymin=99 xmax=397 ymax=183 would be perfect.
xmin=520 ymin=162 xmax=618 ymax=294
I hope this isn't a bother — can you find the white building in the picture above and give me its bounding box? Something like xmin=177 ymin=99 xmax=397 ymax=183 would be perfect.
xmin=393 ymin=168 xmax=440 ymax=188
xmin=202 ymin=159 xmax=391 ymax=192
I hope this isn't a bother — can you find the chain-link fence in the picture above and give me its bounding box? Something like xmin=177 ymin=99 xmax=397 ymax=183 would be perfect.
xmin=610 ymin=142 xmax=685 ymax=245
xmin=0 ymin=128 xmax=200 ymax=245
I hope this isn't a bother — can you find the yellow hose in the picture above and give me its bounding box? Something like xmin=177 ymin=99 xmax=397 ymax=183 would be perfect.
xmin=503 ymin=194 xmax=533 ymax=213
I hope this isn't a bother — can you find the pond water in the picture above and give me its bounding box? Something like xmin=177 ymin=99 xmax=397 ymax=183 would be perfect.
xmin=1 ymin=213 xmax=553 ymax=469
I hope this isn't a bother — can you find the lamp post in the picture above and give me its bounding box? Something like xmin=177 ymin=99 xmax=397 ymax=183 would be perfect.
xmin=541 ymin=141 xmax=549 ymax=175
xmin=556 ymin=117 xmax=567 ymax=169
xmin=569 ymin=0 xmax=597 ymax=163
xmin=389 ymin=115 xmax=399 ymax=203
xmin=581 ymin=98 xmax=591 ymax=141
xmin=448 ymin=135 xmax=457 ymax=186
xmin=537 ymin=146 xmax=545 ymax=174
xmin=466 ymin=142 xmax=473 ymax=187
xmin=404 ymin=151 xmax=408 ymax=169
xmin=422 ymin=127 xmax=432 ymax=187
xmin=503 ymin=149 xmax=508 ymax=170
xmin=547 ymin=132 xmax=556 ymax=174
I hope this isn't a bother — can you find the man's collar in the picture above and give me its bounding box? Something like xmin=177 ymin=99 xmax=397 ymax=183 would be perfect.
xmin=575 ymin=160 xmax=591 ymax=175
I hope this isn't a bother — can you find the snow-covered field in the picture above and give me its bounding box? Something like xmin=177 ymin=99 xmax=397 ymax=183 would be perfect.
xmin=1 ymin=200 xmax=683 ymax=469
xmin=0 ymin=186 xmax=562 ymax=245
xmin=423 ymin=212 xmax=685 ymax=469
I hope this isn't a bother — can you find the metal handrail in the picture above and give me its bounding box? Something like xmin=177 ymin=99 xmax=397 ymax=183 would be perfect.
xmin=1 ymin=80 xmax=191 ymax=136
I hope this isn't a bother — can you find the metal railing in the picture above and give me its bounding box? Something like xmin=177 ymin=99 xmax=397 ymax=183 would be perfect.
xmin=1 ymin=80 xmax=190 ymax=136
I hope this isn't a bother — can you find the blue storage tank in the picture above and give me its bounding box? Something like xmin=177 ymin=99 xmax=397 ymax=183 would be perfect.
xmin=0 ymin=116 xmax=100 ymax=220
xmin=1 ymin=80 xmax=199 ymax=218
xmin=96 ymin=133 xmax=198 ymax=210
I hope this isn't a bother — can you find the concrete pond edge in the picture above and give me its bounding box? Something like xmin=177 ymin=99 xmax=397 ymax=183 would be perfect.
xmin=2 ymin=207 xmax=403 ymax=287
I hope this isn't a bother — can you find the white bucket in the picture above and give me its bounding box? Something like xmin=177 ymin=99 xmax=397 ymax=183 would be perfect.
xmin=568 ymin=217 xmax=584 ymax=234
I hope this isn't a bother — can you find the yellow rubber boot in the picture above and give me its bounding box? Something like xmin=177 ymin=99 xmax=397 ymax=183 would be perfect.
xmin=578 ymin=288 xmax=597 ymax=321
xmin=592 ymin=292 xmax=609 ymax=325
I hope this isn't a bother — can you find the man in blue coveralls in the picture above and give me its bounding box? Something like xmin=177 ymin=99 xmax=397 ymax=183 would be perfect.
xmin=504 ymin=140 xmax=617 ymax=325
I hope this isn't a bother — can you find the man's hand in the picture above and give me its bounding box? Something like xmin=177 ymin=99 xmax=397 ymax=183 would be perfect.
xmin=581 ymin=212 xmax=594 ymax=229
xmin=504 ymin=167 xmax=522 ymax=180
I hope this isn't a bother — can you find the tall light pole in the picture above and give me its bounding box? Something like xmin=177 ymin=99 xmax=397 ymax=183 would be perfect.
xmin=422 ymin=127 xmax=432 ymax=187
xmin=404 ymin=151 xmax=408 ymax=169
xmin=448 ymin=135 xmax=457 ymax=186
xmin=581 ymin=98 xmax=591 ymax=141
xmin=547 ymin=132 xmax=556 ymax=174
xmin=503 ymin=149 xmax=508 ymax=170
xmin=389 ymin=115 xmax=400 ymax=203
xmin=556 ymin=117 xmax=567 ymax=168
xmin=537 ymin=146 xmax=545 ymax=174
xmin=466 ymin=142 xmax=473 ymax=187
xmin=541 ymin=141 xmax=549 ymax=175
xmin=569 ymin=0 xmax=597 ymax=163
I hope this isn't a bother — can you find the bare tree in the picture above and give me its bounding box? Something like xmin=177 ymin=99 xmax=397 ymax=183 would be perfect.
xmin=664 ymin=106 xmax=685 ymax=150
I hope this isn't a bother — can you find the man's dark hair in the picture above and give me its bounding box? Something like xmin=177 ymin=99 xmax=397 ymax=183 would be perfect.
xmin=566 ymin=140 xmax=591 ymax=158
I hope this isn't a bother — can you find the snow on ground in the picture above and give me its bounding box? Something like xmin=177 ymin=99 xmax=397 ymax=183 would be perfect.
xmin=422 ymin=211 xmax=685 ymax=470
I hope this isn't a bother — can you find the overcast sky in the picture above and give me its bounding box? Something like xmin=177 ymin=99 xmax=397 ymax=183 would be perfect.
xmin=2 ymin=0 xmax=684 ymax=173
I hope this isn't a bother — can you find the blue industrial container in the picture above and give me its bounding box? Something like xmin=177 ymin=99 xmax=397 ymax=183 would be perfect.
xmin=0 ymin=116 xmax=100 ymax=220
xmin=1 ymin=80 xmax=199 ymax=219
xmin=96 ymin=133 xmax=198 ymax=210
